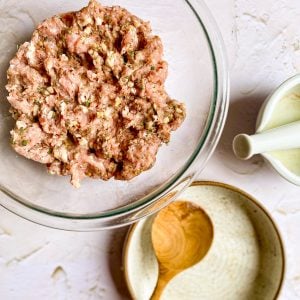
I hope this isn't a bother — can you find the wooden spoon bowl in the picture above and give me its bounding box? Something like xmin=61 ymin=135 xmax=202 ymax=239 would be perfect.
xmin=151 ymin=200 xmax=214 ymax=300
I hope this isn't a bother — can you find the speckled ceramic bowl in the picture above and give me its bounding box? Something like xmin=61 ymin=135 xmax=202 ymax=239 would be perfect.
xmin=123 ymin=181 xmax=285 ymax=300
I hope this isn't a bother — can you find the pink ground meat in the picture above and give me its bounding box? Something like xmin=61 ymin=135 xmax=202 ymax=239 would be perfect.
xmin=6 ymin=0 xmax=186 ymax=187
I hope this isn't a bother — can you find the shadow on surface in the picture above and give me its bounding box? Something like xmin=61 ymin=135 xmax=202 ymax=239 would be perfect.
xmin=215 ymin=92 xmax=272 ymax=174
xmin=108 ymin=227 xmax=132 ymax=300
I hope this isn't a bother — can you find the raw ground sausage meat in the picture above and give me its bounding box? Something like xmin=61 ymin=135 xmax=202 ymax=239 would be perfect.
xmin=6 ymin=0 xmax=186 ymax=187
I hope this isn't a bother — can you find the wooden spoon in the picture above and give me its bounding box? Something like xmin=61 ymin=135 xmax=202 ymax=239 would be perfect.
xmin=150 ymin=201 xmax=214 ymax=300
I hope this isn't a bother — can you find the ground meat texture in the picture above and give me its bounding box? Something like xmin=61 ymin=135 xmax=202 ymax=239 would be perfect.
xmin=5 ymin=0 xmax=186 ymax=188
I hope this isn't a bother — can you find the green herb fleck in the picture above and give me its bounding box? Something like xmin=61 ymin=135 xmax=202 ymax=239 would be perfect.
xmin=85 ymin=99 xmax=91 ymax=107
xmin=21 ymin=140 xmax=28 ymax=146
xmin=37 ymin=87 xmax=46 ymax=94
xmin=128 ymin=50 xmax=135 ymax=59
xmin=151 ymin=66 xmax=155 ymax=71
xmin=10 ymin=137 xmax=16 ymax=145
xmin=19 ymin=127 xmax=25 ymax=134
xmin=104 ymin=14 xmax=111 ymax=22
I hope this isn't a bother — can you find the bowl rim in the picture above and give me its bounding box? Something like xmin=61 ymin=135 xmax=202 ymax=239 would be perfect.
xmin=123 ymin=181 xmax=286 ymax=300
xmin=0 ymin=0 xmax=230 ymax=230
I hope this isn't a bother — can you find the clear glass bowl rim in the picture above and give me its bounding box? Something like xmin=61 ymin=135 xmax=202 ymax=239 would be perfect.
xmin=0 ymin=0 xmax=230 ymax=230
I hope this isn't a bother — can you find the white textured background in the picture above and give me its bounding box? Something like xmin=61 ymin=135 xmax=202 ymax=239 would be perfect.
xmin=1 ymin=0 xmax=300 ymax=299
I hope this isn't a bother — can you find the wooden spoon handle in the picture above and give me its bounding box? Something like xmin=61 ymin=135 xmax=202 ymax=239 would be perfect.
xmin=150 ymin=276 xmax=168 ymax=300
xmin=150 ymin=271 xmax=175 ymax=300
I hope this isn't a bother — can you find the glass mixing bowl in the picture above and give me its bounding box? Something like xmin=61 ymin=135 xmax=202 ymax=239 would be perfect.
xmin=0 ymin=0 xmax=229 ymax=230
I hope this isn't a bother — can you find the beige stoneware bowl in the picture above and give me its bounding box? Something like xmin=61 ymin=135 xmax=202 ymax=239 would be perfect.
xmin=123 ymin=181 xmax=285 ymax=300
